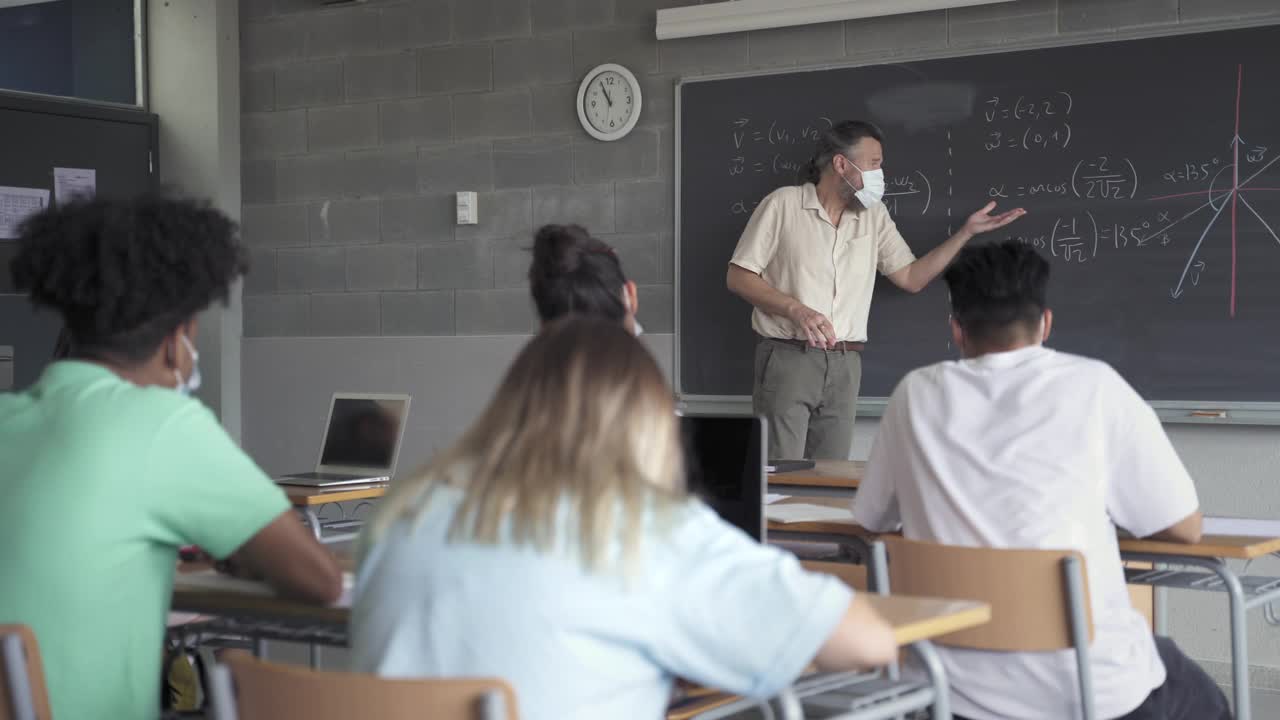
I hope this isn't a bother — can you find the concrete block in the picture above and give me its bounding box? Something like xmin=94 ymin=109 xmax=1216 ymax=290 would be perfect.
xmin=308 ymin=198 xmax=381 ymax=246
xmin=659 ymin=33 xmax=749 ymax=74
xmin=657 ymin=231 xmax=673 ymax=283
xmin=240 ymin=1 xmax=274 ymax=24
xmin=242 ymin=20 xmax=305 ymax=67
xmin=242 ymin=110 xmax=306 ymax=158
xmin=379 ymin=1 xmax=452 ymax=51
xmin=277 ymin=246 xmax=347 ymax=292
xmin=947 ymin=0 xmax=1057 ymax=47
xmin=491 ymin=237 xmax=534 ymax=289
xmin=615 ymin=179 xmax=670 ymax=234
xmin=532 ymin=183 xmax=615 ymax=233
xmin=241 ymin=158 xmax=276 ymax=205
xmin=380 ymin=291 xmax=456 ymax=335
xmin=381 ymin=194 xmax=456 ymax=244
xmin=637 ymin=72 xmax=675 ymax=128
xmin=749 ymin=22 xmax=845 ymax=67
xmin=419 ymin=141 xmax=494 ymax=193
xmin=310 ymin=293 xmax=381 ymax=336
xmin=574 ymin=24 xmax=659 ymax=77
xmin=844 ymin=10 xmax=947 ymax=56
xmin=455 ymin=288 xmax=537 ymax=335
xmin=456 ymin=189 xmax=533 ymax=243
xmin=418 ymin=45 xmax=492 ymax=95
xmin=347 ymin=244 xmax=419 ymax=291
xmin=493 ymin=135 xmax=574 ymax=188
xmin=532 ymin=0 xmax=614 ymax=33
xmin=242 ymin=67 xmax=275 ymax=113
xmin=532 ymin=82 xmax=581 ymax=134
xmin=241 ymin=204 xmax=309 ymax=247
xmin=277 ymin=153 xmax=348 ymax=202
xmin=453 ymin=0 xmax=532 ymax=41
xmin=304 ymin=8 xmax=381 ymax=58
xmin=453 ymin=90 xmax=532 ymax=139
xmin=636 ymin=284 xmax=673 ymax=332
xmin=600 ymin=232 xmax=660 ymax=284
xmin=244 ymin=294 xmax=310 ymax=337
xmin=243 ymin=248 xmax=277 ymax=296
xmin=1181 ymin=0 xmax=1280 ymax=20
xmin=573 ymin=128 xmax=660 ymax=183
xmin=274 ymin=60 xmax=344 ymax=109
xmin=380 ymin=97 xmax=452 ymax=147
xmin=345 ymin=148 xmax=420 ymax=197
xmin=307 ymin=104 xmax=379 ymax=152
xmin=493 ymin=34 xmax=574 ymax=89
xmin=346 ymin=52 xmax=417 ymax=101
xmin=419 ymin=242 xmax=495 ymax=290
xmin=657 ymin=125 xmax=673 ymax=180
xmin=614 ymin=0 xmax=685 ymax=25
xmin=1059 ymin=0 xmax=1178 ymax=32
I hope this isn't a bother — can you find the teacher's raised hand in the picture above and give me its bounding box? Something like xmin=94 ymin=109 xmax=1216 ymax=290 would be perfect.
xmin=964 ymin=201 xmax=1027 ymax=236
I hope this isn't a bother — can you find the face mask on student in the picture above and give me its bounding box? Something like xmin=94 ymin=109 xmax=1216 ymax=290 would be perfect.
xmin=174 ymin=333 xmax=202 ymax=396
xmin=841 ymin=161 xmax=886 ymax=209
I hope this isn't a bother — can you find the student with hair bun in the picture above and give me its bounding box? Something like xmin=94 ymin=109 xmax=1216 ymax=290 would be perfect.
xmin=528 ymin=223 xmax=643 ymax=334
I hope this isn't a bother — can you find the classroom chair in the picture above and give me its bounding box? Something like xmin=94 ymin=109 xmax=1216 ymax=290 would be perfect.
xmin=875 ymin=537 xmax=1097 ymax=720
xmin=0 ymin=625 xmax=51 ymax=720
xmin=207 ymin=650 xmax=517 ymax=720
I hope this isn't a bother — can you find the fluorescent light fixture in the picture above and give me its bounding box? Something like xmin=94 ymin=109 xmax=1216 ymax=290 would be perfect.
xmin=656 ymin=0 xmax=1019 ymax=40
xmin=0 ymin=0 xmax=59 ymax=8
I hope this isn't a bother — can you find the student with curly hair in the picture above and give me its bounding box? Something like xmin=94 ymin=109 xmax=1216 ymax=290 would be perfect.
xmin=0 ymin=196 xmax=343 ymax=720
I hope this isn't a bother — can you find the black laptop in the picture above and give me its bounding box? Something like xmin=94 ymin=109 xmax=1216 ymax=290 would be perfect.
xmin=679 ymin=414 xmax=767 ymax=542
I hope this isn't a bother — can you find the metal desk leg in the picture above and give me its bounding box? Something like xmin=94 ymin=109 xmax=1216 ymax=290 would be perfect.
xmin=300 ymin=507 xmax=322 ymax=540
xmin=910 ymin=640 xmax=950 ymax=720
xmin=253 ymin=637 xmax=267 ymax=659
xmin=1154 ymin=562 xmax=1168 ymax=636
xmin=1214 ymin=563 xmax=1251 ymax=720
xmin=309 ymin=643 xmax=321 ymax=669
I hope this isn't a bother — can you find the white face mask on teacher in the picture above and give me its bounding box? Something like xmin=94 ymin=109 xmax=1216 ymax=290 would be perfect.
xmin=841 ymin=162 xmax=886 ymax=209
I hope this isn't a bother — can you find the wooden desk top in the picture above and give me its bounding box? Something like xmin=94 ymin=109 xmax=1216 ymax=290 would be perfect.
xmin=768 ymin=460 xmax=864 ymax=489
xmin=171 ymin=571 xmax=351 ymax=624
xmin=767 ymin=496 xmax=870 ymax=536
xmin=1118 ymin=534 xmax=1280 ymax=560
xmin=285 ymin=484 xmax=388 ymax=506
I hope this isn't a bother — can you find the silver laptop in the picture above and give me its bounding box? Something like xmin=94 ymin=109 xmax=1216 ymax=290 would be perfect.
xmin=275 ymin=392 xmax=412 ymax=487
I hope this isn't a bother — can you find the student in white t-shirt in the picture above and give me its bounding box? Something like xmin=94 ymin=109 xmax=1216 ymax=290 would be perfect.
xmin=853 ymin=240 xmax=1229 ymax=720
xmin=350 ymin=317 xmax=897 ymax=720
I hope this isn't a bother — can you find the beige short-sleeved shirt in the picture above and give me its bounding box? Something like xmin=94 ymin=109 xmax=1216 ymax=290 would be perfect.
xmin=729 ymin=183 xmax=916 ymax=343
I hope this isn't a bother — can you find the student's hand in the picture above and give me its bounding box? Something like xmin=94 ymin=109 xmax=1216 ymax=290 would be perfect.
xmin=963 ymin=201 xmax=1027 ymax=236
xmin=786 ymin=303 xmax=838 ymax=349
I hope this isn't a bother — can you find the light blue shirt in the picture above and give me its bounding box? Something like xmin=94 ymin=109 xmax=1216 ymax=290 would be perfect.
xmin=350 ymin=487 xmax=852 ymax=720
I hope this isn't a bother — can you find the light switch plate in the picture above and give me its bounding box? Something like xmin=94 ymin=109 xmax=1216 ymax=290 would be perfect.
xmin=456 ymin=191 xmax=478 ymax=225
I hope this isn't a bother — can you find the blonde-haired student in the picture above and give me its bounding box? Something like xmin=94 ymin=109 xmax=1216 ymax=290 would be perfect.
xmin=351 ymin=317 xmax=895 ymax=720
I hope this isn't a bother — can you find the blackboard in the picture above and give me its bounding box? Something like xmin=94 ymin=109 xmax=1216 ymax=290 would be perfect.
xmin=0 ymin=90 xmax=157 ymax=390
xmin=678 ymin=24 xmax=1280 ymax=406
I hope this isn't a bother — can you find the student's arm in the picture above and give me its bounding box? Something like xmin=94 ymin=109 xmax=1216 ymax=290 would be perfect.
xmin=850 ymin=385 xmax=909 ymax=532
xmin=227 ymin=511 xmax=343 ymax=604
xmin=812 ymin=595 xmax=897 ymax=671
xmin=1148 ymin=510 xmax=1204 ymax=545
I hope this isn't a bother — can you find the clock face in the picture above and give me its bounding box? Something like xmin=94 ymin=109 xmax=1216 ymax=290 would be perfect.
xmin=577 ymin=64 xmax=642 ymax=141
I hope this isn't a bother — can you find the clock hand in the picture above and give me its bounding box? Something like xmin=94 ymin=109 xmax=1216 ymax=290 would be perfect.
xmin=599 ymin=82 xmax=613 ymax=107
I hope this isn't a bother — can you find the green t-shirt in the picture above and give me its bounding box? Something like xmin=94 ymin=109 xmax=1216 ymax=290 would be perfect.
xmin=0 ymin=361 xmax=290 ymax=720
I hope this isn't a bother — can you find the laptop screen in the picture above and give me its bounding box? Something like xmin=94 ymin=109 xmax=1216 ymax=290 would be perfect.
xmin=680 ymin=415 xmax=766 ymax=542
xmin=318 ymin=397 xmax=407 ymax=471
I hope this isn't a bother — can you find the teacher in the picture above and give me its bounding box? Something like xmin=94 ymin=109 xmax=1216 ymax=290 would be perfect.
xmin=726 ymin=120 xmax=1026 ymax=460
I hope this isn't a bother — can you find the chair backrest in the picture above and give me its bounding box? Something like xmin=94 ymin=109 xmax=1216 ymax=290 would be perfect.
xmin=881 ymin=536 xmax=1094 ymax=652
xmin=800 ymin=560 xmax=868 ymax=591
xmin=0 ymin=625 xmax=51 ymax=720
xmin=213 ymin=650 xmax=518 ymax=720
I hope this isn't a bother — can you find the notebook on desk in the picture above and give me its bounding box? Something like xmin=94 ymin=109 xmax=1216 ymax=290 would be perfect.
xmin=275 ymin=393 xmax=411 ymax=487
xmin=767 ymin=459 xmax=816 ymax=473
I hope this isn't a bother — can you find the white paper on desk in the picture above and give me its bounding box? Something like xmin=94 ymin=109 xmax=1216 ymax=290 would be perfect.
xmin=765 ymin=493 xmax=790 ymax=505
xmin=1202 ymin=516 xmax=1280 ymax=538
xmin=0 ymin=186 xmax=49 ymax=240
xmin=174 ymin=569 xmax=356 ymax=608
xmin=53 ymin=167 xmax=96 ymax=204
xmin=766 ymin=503 xmax=854 ymax=524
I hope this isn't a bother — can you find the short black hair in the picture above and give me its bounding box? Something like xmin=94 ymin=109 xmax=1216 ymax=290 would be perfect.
xmin=799 ymin=120 xmax=885 ymax=185
xmin=943 ymin=240 xmax=1050 ymax=344
xmin=528 ymin=224 xmax=628 ymax=324
xmin=9 ymin=195 xmax=247 ymax=364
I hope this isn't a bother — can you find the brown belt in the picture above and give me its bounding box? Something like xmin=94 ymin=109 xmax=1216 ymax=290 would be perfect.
xmin=767 ymin=337 xmax=865 ymax=352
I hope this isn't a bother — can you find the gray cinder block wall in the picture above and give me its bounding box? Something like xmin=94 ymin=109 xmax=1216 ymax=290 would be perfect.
xmin=238 ymin=0 xmax=1280 ymax=694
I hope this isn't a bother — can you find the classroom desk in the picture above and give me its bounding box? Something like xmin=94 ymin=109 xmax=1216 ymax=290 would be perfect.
xmin=668 ymin=589 xmax=991 ymax=720
xmin=284 ymin=484 xmax=387 ymax=543
xmin=768 ymin=460 xmax=863 ymax=499
xmin=1119 ymin=531 xmax=1280 ymax=720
